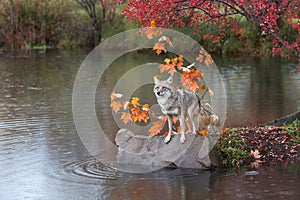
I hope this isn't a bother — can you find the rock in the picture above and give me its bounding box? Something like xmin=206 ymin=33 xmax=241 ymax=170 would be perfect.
xmin=263 ymin=110 xmax=300 ymax=126
xmin=115 ymin=129 xmax=218 ymax=170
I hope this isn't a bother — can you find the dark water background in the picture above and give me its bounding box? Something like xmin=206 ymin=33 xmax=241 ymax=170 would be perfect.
xmin=0 ymin=50 xmax=299 ymax=199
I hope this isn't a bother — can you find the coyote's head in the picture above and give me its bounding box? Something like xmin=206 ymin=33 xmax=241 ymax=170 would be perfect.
xmin=153 ymin=76 xmax=176 ymax=98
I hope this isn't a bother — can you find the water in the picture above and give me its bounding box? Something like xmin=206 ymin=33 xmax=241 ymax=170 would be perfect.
xmin=0 ymin=50 xmax=299 ymax=199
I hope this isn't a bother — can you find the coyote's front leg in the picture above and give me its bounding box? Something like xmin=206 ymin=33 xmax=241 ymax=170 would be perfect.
xmin=179 ymin=113 xmax=186 ymax=143
xmin=164 ymin=115 xmax=172 ymax=143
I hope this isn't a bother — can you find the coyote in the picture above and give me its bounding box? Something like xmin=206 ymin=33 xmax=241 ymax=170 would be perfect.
xmin=153 ymin=76 xmax=218 ymax=144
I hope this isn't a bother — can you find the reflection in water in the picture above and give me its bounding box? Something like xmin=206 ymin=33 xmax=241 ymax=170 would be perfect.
xmin=216 ymin=56 xmax=299 ymax=127
xmin=0 ymin=50 xmax=299 ymax=199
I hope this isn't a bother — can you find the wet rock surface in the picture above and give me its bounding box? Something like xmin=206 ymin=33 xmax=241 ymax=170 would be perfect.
xmin=115 ymin=129 xmax=218 ymax=169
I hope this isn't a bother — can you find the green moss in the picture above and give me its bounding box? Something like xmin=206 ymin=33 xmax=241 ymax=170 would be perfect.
xmin=284 ymin=119 xmax=300 ymax=144
xmin=214 ymin=128 xmax=252 ymax=168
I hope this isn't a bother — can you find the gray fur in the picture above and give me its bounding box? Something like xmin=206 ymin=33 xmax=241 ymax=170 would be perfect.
xmin=153 ymin=76 xmax=201 ymax=143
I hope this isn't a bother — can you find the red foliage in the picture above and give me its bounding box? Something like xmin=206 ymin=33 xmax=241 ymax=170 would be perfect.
xmin=122 ymin=0 xmax=300 ymax=60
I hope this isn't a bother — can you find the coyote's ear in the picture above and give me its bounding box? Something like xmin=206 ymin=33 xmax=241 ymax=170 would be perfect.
xmin=153 ymin=76 xmax=160 ymax=84
xmin=167 ymin=76 xmax=173 ymax=83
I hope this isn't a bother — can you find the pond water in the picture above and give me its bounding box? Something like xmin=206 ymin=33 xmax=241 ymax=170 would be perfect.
xmin=0 ymin=50 xmax=299 ymax=199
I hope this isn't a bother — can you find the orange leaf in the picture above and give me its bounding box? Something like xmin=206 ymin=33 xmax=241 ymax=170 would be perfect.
xmin=172 ymin=116 xmax=178 ymax=124
xmin=196 ymin=54 xmax=204 ymax=63
xmin=153 ymin=43 xmax=166 ymax=55
xmin=121 ymin=112 xmax=132 ymax=124
xmin=149 ymin=116 xmax=167 ymax=137
xmin=110 ymin=101 xmax=123 ymax=113
xmin=199 ymin=84 xmax=206 ymax=90
xmin=143 ymin=27 xmax=162 ymax=39
xmin=132 ymin=111 xmax=149 ymax=123
xmin=197 ymin=49 xmax=213 ymax=66
xmin=204 ymin=55 xmax=213 ymax=66
xmin=178 ymin=55 xmax=183 ymax=64
xmin=140 ymin=111 xmax=150 ymax=123
xmin=172 ymin=57 xmax=178 ymax=64
xmin=131 ymin=107 xmax=140 ymax=116
xmin=200 ymin=129 xmax=208 ymax=136
xmin=142 ymin=104 xmax=150 ymax=112
xmin=158 ymin=63 xmax=176 ymax=76
xmin=151 ymin=110 xmax=156 ymax=118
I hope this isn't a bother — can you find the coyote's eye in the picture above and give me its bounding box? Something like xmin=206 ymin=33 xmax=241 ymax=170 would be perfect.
xmin=162 ymin=87 xmax=168 ymax=91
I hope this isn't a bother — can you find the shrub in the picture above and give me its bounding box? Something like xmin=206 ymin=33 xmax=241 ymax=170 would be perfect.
xmin=0 ymin=0 xmax=86 ymax=49
xmin=215 ymin=128 xmax=252 ymax=168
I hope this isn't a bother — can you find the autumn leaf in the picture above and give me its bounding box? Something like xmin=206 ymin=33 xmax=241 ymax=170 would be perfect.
xmin=200 ymin=129 xmax=208 ymax=136
xmin=164 ymin=58 xmax=171 ymax=64
xmin=211 ymin=114 xmax=219 ymax=124
xmin=178 ymin=55 xmax=183 ymax=63
xmin=172 ymin=116 xmax=178 ymax=124
xmin=251 ymin=149 xmax=261 ymax=159
xmin=158 ymin=63 xmax=176 ymax=76
xmin=121 ymin=112 xmax=132 ymax=124
xmin=143 ymin=26 xmax=162 ymax=39
xmin=131 ymin=97 xmax=140 ymax=107
xmin=180 ymin=69 xmax=203 ymax=92
xmin=196 ymin=49 xmax=214 ymax=66
xmin=158 ymin=35 xmax=173 ymax=47
xmin=131 ymin=107 xmax=140 ymax=116
xmin=196 ymin=54 xmax=204 ymax=63
xmin=186 ymin=63 xmax=195 ymax=69
xmin=199 ymin=84 xmax=206 ymax=90
xmin=139 ymin=111 xmax=149 ymax=123
xmin=153 ymin=42 xmax=166 ymax=55
xmin=150 ymin=19 xmax=156 ymax=27
xmin=205 ymin=102 xmax=212 ymax=109
xmin=208 ymin=88 xmax=214 ymax=96
xmin=149 ymin=117 xmax=167 ymax=137
xmin=132 ymin=111 xmax=148 ymax=123
xmin=172 ymin=57 xmax=178 ymax=64
xmin=204 ymin=55 xmax=213 ymax=66
xmin=151 ymin=110 xmax=156 ymax=118
xmin=142 ymin=104 xmax=150 ymax=112
xmin=110 ymin=92 xmax=123 ymax=100
xmin=123 ymin=100 xmax=130 ymax=110
xmin=110 ymin=101 xmax=123 ymax=113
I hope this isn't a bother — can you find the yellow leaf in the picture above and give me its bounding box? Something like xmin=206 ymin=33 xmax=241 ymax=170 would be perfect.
xmin=164 ymin=58 xmax=171 ymax=64
xmin=131 ymin=97 xmax=140 ymax=107
xmin=150 ymin=20 xmax=156 ymax=27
